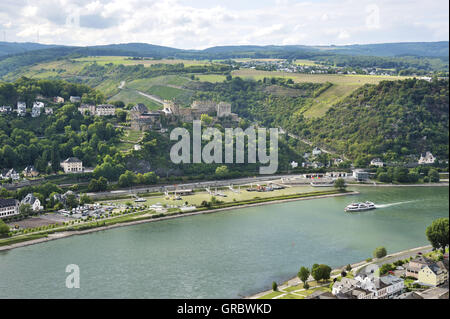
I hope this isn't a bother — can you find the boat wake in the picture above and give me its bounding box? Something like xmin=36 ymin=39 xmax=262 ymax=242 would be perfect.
xmin=375 ymin=200 xmax=417 ymax=208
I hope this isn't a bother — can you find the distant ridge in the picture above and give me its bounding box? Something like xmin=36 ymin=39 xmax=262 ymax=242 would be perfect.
xmin=0 ymin=41 xmax=448 ymax=58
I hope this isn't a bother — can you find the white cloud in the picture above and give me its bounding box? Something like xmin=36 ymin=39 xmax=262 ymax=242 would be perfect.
xmin=0 ymin=0 xmax=448 ymax=48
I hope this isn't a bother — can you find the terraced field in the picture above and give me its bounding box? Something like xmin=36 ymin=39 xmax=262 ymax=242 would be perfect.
xmin=231 ymin=69 xmax=411 ymax=117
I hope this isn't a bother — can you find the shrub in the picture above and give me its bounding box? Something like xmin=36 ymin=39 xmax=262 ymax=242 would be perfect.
xmin=272 ymin=281 xmax=278 ymax=291
xmin=373 ymin=246 xmax=387 ymax=258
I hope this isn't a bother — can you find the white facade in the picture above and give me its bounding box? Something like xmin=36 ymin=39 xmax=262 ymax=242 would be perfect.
xmin=17 ymin=102 xmax=26 ymax=116
xmin=312 ymin=147 xmax=322 ymax=156
xmin=0 ymin=199 xmax=19 ymax=219
xmin=60 ymin=157 xmax=83 ymax=173
xmin=95 ymin=104 xmax=116 ymax=116
xmin=370 ymin=158 xmax=384 ymax=167
xmin=418 ymin=152 xmax=436 ymax=164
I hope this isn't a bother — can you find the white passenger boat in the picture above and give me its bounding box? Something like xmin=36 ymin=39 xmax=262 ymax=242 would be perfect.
xmin=344 ymin=201 xmax=376 ymax=212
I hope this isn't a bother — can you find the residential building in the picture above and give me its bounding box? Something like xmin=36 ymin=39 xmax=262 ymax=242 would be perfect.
xmin=45 ymin=107 xmax=54 ymax=115
xmin=17 ymin=101 xmax=26 ymax=116
xmin=290 ymin=161 xmax=298 ymax=169
xmin=418 ymin=152 xmax=436 ymax=164
xmin=69 ymin=96 xmax=81 ymax=103
xmin=333 ymin=158 xmax=344 ymax=166
xmin=21 ymin=193 xmax=43 ymax=212
xmin=353 ymin=169 xmax=369 ymax=181
xmin=406 ymin=256 xmax=433 ymax=279
xmin=22 ymin=166 xmax=39 ymax=178
xmin=0 ymin=105 xmax=12 ymax=114
xmin=60 ymin=157 xmax=83 ymax=173
xmin=370 ymin=158 xmax=384 ymax=167
xmin=312 ymin=147 xmax=322 ymax=156
xmin=78 ymin=104 xmax=96 ymax=115
xmin=95 ymin=104 xmax=116 ymax=116
xmin=0 ymin=198 xmax=19 ymax=219
xmin=134 ymin=144 xmax=142 ymax=151
xmin=31 ymin=101 xmax=44 ymax=117
xmin=53 ymin=96 xmax=65 ymax=103
xmin=418 ymin=261 xmax=448 ymax=286
xmin=0 ymin=168 xmax=20 ymax=180
xmin=332 ymin=274 xmax=404 ymax=299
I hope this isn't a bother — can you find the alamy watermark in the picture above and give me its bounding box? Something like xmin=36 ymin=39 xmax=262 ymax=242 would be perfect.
xmin=65 ymin=264 xmax=80 ymax=288
xmin=170 ymin=121 xmax=279 ymax=174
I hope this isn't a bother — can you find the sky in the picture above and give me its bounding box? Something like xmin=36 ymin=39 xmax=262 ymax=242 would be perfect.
xmin=0 ymin=0 xmax=448 ymax=49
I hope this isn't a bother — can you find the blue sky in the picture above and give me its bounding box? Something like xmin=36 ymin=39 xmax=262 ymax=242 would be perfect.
xmin=0 ymin=0 xmax=448 ymax=48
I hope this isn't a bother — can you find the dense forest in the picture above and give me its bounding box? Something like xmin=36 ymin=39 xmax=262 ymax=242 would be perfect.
xmin=192 ymin=77 xmax=449 ymax=164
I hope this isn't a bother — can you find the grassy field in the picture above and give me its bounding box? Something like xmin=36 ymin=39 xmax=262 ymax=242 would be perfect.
xmin=195 ymin=74 xmax=227 ymax=82
xmin=99 ymin=185 xmax=334 ymax=207
xmin=108 ymin=89 xmax=162 ymax=109
xmin=231 ymin=69 xmax=411 ymax=117
xmin=294 ymin=59 xmax=320 ymax=66
xmin=73 ymin=56 xmax=212 ymax=67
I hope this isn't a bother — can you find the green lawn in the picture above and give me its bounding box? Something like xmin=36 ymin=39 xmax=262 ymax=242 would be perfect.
xmin=108 ymin=89 xmax=162 ymax=110
xmin=98 ymin=186 xmax=335 ymax=207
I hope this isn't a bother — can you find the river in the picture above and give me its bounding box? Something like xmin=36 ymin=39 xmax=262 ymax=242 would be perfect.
xmin=0 ymin=186 xmax=448 ymax=298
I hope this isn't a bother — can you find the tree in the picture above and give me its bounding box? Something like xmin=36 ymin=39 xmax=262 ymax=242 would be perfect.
xmin=346 ymin=264 xmax=352 ymax=272
xmin=311 ymin=264 xmax=332 ymax=282
xmin=272 ymin=281 xmax=278 ymax=291
xmin=297 ymin=267 xmax=310 ymax=285
xmin=0 ymin=219 xmax=9 ymax=237
xmin=393 ymin=167 xmax=409 ymax=183
xmin=341 ymin=271 xmax=347 ymax=277
xmin=373 ymin=246 xmax=387 ymax=258
xmin=334 ymin=178 xmax=346 ymax=191
xmin=19 ymin=204 xmax=33 ymax=217
xmin=426 ymin=218 xmax=449 ymax=253
xmin=377 ymin=172 xmax=392 ymax=183
xmin=428 ymin=169 xmax=440 ymax=183
xmin=200 ymin=114 xmax=213 ymax=125
xmin=215 ymin=165 xmax=229 ymax=178
xmin=118 ymin=170 xmax=137 ymax=187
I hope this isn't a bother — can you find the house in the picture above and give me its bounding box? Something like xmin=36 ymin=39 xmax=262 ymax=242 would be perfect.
xmin=53 ymin=96 xmax=65 ymax=103
xmin=60 ymin=157 xmax=83 ymax=173
xmin=53 ymin=191 xmax=80 ymax=208
xmin=78 ymin=104 xmax=96 ymax=115
xmin=0 ymin=198 xmax=20 ymax=219
xmin=44 ymin=107 xmax=54 ymax=115
xmin=418 ymin=152 xmax=436 ymax=165
xmin=17 ymin=101 xmax=26 ymax=116
xmin=312 ymin=147 xmax=322 ymax=156
xmin=22 ymin=166 xmax=39 ymax=178
xmin=370 ymin=158 xmax=384 ymax=167
xmin=134 ymin=144 xmax=142 ymax=151
xmin=21 ymin=193 xmax=43 ymax=212
xmin=332 ymin=274 xmax=404 ymax=299
xmin=417 ymin=261 xmax=448 ymax=286
xmin=405 ymin=256 xmax=433 ymax=279
xmin=69 ymin=96 xmax=81 ymax=103
xmin=290 ymin=161 xmax=298 ymax=169
xmin=95 ymin=104 xmax=116 ymax=116
xmin=0 ymin=168 xmax=20 ymax=181
xmin=0 ymin=105 xmax=12 ymax=114
xmin=333 ymin=158 xmax=344 ymax=166
xmin=31 ymin=101 xmax=44 ymax=117
xmin=303 ymin=152 xmax=310 ymax=159
xmin=353 ymin=169 xmax=369 ymax=181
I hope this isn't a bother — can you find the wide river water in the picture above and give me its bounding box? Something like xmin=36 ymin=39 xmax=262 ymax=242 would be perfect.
xmin=0 ymin=186 xmax=448 ymax=298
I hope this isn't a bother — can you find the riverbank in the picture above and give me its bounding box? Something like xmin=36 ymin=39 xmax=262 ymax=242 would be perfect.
xmin=0 ymin=190 xmax=358 ymax=252
xmin=247 ymin=244 xmax=433 ymax=299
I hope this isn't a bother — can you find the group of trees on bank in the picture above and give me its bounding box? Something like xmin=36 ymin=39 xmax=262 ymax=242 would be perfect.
xmin=375 ymin=166 xmax=440 ymax=183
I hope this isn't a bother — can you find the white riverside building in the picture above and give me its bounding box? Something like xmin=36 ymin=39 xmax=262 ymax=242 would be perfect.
xmin=0 ymin=198 xmax=20 ymax=219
